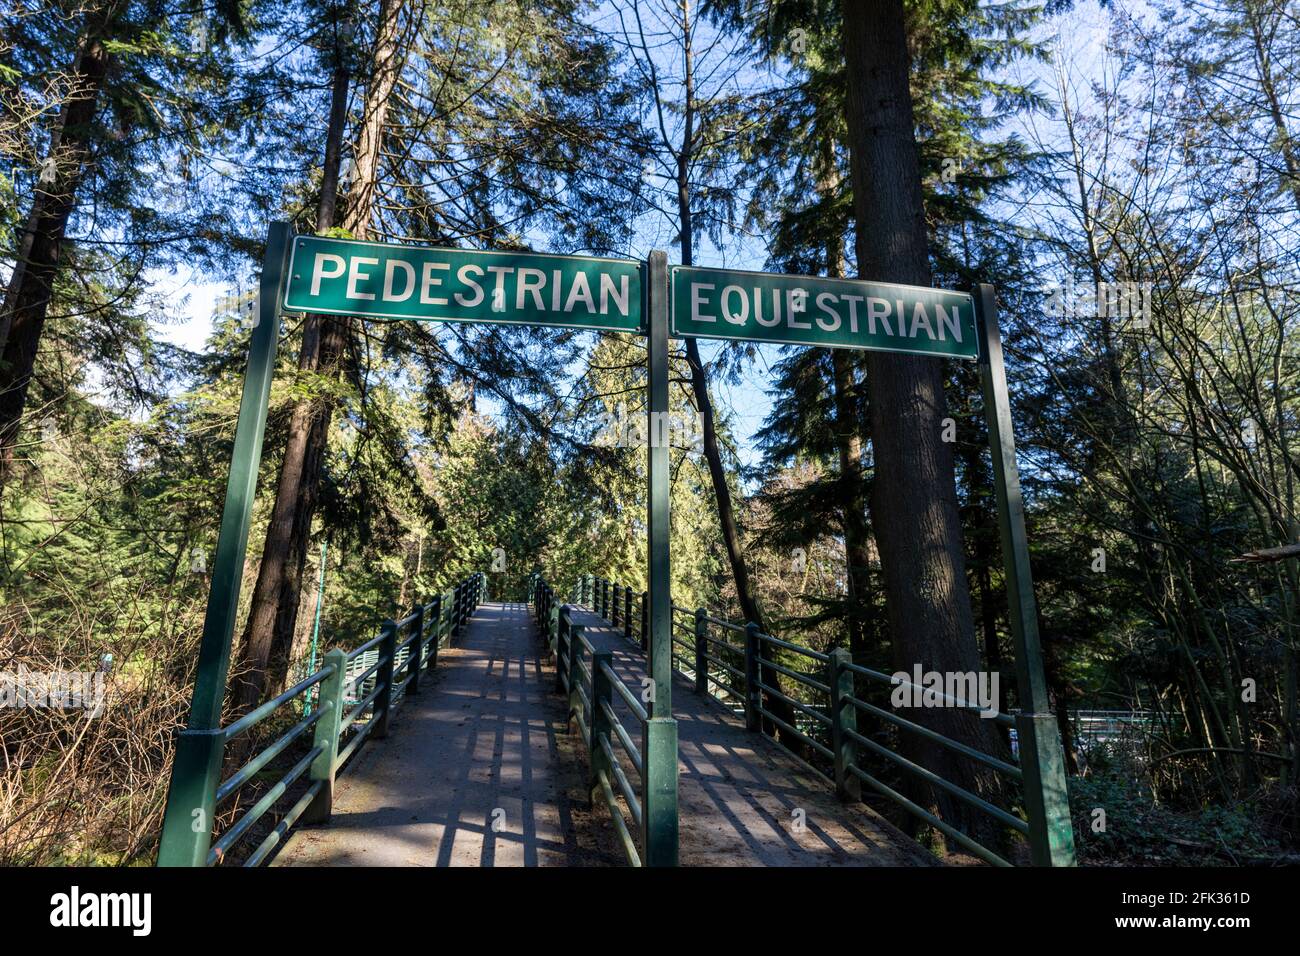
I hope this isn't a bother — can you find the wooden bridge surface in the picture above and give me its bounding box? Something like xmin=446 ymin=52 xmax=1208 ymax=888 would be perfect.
xmin=273 ymin=601 xmax=933 ymax=867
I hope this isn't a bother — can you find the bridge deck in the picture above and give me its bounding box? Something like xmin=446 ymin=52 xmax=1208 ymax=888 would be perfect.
xmin=274 ymin=601 xmax=932 ymax=867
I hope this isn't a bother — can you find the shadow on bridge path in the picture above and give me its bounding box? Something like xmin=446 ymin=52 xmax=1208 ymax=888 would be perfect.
xmin=274 ymin=601 xmax=934 ymax=867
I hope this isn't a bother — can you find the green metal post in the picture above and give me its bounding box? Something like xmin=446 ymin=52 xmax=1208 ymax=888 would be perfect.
xmin=643 ymin=250 xmax=677 ymax=866
xmin=555 ymin=605 xmax=571 ymax=693
xmin=303 ymin=649 xmax=347 ymax=823
xmin=427 ymin=594 xmax=442 ymax=668
xmin=156 ymin=220 xmax=292 ymax=867
xmin=408 ymin=601 xmax=424 ymax=693
xmin=568 ymin=623 xmax=584 ymax=735
xmin=973 ymin=284 xmax=1076 ymax=866
xmin=642 ymin=718 xmax=678 ymax=866
xmin=744 ymin=622 xmax=761 ymax=732
xmin=374 ymin=619 xmax=398 ymax=739
xmin=589 ymin=647 xmax=614 ymax=804
xmin=694 ymin=607 xmax=708 ymax=696
xmin=828 ymin=648 xmax=861 ymax=802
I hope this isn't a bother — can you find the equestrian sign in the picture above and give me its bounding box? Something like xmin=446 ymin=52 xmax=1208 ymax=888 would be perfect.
xmin=670 ymin=265 xmax=979 ymax=359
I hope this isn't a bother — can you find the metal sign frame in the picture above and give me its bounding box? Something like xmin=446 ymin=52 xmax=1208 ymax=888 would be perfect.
xmin=158 ymin=222 xmax=1074 ymax=868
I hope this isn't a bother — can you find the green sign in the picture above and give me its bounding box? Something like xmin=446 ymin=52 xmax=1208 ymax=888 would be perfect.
xmin=282 ymin=235 xmax=642 ymax=332
xmin=670 ymin=265 xmax=979 ymax=359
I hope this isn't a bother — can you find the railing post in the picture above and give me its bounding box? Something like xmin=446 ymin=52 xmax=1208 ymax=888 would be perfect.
xmin=408 ymin=602 xmax=425 ymax=694
xmin=303 ymin=648 xmax=347 ymax=824
xmin=642 ymin=717 xmax=679 ymax=867
xmin=827 ymin=648 xmax=861 ymax=802
xmin=155 ymin=729 xmax=223 ymax=866
xmin=589 ymin=647 xmax=614 ymax=805
xmin=612 ymin=583 xmax=620 ymax=627
xmin=624 ymin=587 xmax=633 ymax=641
xmin=744 ymin=622 xmax=761 ymax=732
xmin=374 ymin=618 xmax=398 ymax=739
xmin=640 ymin=590 xmax=649 ymax=653
xmin=427 ymin=594 xmax=442 ymax=670
xmin=567 ymin=623 xmax=585 ymax=732
xmin=694 ymin=607 xmax=708 ymax=696
xmin=555 ymin=605 xmax=572 ymax=692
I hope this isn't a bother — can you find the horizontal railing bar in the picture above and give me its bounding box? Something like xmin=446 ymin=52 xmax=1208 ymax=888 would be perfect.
xmin=396 ymin=610 xmax=419 ymax=630
xmin=217 ymin=704 xmax=328 ymax=804
xmin=700 ymin=651 xmax=745 ymax=680
xmin=602 ymin=662 xmax=648 ymax=724
xmin=596 ymin=768 xmax=641 ymax=867
xmin=703 ymin=615 xmax=745 ymax=632
xmin=599 ymin=734 xmax=643 ymax=828
xmin=340 ymin=684 xmax=383 ymax=733
xmin=756 ymin=656 xmax=830 ymax=694
xmin=347 ymin=654 xmax=387 ymax=689
xmin=842 ymin=661 xmax=1015 ymax=727
xmin=222 ymin=665 xmax=337 ymax=742
xmin=705 ymin=675 xmax=746 ymax=701
xmin=335 ymin=712 xmax=377 ymax=769
xmin=755 ymin=679 xmax=832 ymax=727
xmin=207 ymin=744 xmax=321 ymax=865
xmin=600 ymin=698 xmax=644 ymax=775
xmin=242 ymin=780 xmax=323 ymax=867
xmin=845 ymin=695 xmax=1022 ymax=779
xmin=755 ymin=631 xmax=829 ymax=662
xmin=756 ymin=705 xmax=835 ymax=760
xmin=847 ymin=764 xmax=1012 ymax=867
xmin=346 ymin=632 xmax=385 ymax=661
xmin=844 ymin=727 xmax=1028 ymax=833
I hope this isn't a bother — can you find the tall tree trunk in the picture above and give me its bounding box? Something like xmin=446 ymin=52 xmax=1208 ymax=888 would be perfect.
xmin=840 ymin=0 xmax=1004 ymax=848
xmin=673 ymin=0 xmax=796 ymax=741
xmin=235 ymin=0 xmax=407 ymax=711
xmin=0 ymin=6 xmax=118 ymax=484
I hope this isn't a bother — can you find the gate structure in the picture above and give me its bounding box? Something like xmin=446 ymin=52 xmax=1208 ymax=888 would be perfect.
xmin=157 ymin=222 xmax=1074 ymax=866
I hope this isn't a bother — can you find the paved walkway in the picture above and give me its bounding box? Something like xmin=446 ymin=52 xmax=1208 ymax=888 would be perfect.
xmin=568 ymin=608 xmax=935 ymax=867
xmin=274 ymin=601 xmax=616 ymax=866
xmin=274 ymin=600 xmax=932 ymax=867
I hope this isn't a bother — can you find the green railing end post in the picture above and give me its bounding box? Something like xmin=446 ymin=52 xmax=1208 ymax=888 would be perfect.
xmin=693 ymin=607 xmax=708 ymax=696
xmin=1016 ymin=713 xmax=1077 ymax=866
xmin=156 ymin=727 xmax=224 ymax=867
xmin=303 ymin=648 xmax=347 ymax=824
xmin=744 ymin=622 xmax=761 ymax=733
xmin=641 ymin=716 xmax=679 ymax=867
xmin=374 ymin=618 xmax=398 ymax=739
xmin=828 ymin=647 xmax=861 ymax=803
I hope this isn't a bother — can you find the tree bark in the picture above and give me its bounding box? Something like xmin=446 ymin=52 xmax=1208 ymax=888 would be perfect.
xmin=235 ymin=0 xmax=407 ymax=711
xmin=840 ymin=0 xmax=1004 ymax=847
xmin=0 ymin=6 xmax=119 ymax=484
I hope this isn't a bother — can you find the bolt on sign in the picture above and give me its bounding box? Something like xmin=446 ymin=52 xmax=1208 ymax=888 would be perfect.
xmin=283 ymin=235 xmax=643 ymax=332
xmin=670 ymin=265 xmax=979 ymax=360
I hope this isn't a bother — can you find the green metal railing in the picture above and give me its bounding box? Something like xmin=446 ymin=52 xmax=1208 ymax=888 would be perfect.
xmin=157 ymin=571 xmax=484 ymax=867
xmin=529 ymin=573 xmax=676 ymax=867
xmin=572 ymin=572 xmax=1069 ymax=868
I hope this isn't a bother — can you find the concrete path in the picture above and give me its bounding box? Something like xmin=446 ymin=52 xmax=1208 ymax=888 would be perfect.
xmin=568 ymin=607 xmax=936 ymax=867
xmin=274 ymin=601 xmax=618 ymax=867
